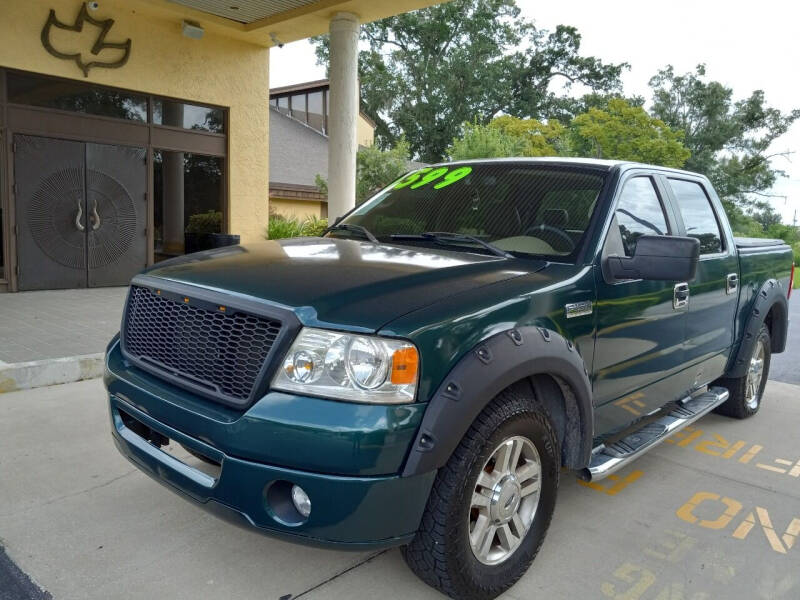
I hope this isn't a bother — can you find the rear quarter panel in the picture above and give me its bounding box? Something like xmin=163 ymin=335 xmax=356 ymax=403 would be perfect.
xmin=733 ymin=242 xmax=793 ymax=354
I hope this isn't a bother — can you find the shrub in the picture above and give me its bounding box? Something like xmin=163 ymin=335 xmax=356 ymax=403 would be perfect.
xmin=300 ymin=215 xmax=328 ymax=237
xmin=266 ymin=213 xmax=328 ymax=240
xmin=186 ymin=210 xmax=222 ymax=234
xmin=793 ymin=243 xmax=800 ymax=288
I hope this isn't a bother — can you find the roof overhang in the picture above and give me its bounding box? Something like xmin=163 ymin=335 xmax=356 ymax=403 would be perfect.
xmin=138 ymin=0 xmax=447 ymax=46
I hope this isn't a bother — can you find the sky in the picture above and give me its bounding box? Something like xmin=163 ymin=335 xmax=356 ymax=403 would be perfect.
xmin=269 ymin=0 xmax=800 ymax=225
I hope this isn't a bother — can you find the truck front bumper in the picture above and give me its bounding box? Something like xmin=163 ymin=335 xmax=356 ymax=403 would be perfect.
xmin=105 ymin=341 xmax=435 ymax=550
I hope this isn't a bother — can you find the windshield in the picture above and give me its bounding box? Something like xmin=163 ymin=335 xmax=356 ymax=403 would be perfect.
xmin=332 ymin=162 xmax=607 ymax=260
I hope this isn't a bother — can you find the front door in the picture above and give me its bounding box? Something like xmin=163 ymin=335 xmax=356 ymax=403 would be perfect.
xmin=592 ymin=174 xmax=688 ymax=433
xmin=14 ymin=135 xmax=146 ymax=290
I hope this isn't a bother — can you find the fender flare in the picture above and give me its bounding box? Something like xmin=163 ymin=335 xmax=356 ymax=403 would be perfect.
xmin=401 ymin=327 xmax=593 ymax=477
xmin=727 ymin=279 xmax=789 ymax=378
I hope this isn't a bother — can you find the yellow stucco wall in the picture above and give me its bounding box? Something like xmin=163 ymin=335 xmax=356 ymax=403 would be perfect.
xmin=1 ymin=0 xmax=271 ymax=243
xmin=270 ymin=198 xmax=324 ymax=221
xmin=357 ymin=114 xmax=375 ymax=147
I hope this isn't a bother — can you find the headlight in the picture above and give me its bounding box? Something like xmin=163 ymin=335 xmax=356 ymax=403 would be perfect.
xmin=271 ymin=327 xmax=419 ymax=404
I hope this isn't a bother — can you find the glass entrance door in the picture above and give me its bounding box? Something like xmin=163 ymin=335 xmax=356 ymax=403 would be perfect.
xmin=14 ymin=135 xmax=146 ymax=290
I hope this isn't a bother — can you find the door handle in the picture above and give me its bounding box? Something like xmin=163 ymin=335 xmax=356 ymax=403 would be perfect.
xmin=726 ymin=273 xmax=738 ymax=295
xmin=75 ymin=202 xmax=85 ymax=232
xmin=673 ymin=282 xmax=690 ymax=310
xmin=89 ymin=199 xmax=101 ymax=231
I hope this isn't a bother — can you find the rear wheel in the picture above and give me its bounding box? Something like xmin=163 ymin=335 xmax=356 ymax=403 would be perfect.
xmin=402 ymin=385 xmax=559 ymax=600
xmin=714 ymin=325 xmax=771 ymax=419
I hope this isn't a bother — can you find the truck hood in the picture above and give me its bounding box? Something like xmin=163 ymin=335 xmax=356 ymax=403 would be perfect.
xmin=141 ymin=238 xmax=546 ymax=331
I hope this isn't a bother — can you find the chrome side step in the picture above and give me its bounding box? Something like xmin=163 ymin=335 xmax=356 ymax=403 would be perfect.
xmin=583 ymin=386 xmax=730 ymax=481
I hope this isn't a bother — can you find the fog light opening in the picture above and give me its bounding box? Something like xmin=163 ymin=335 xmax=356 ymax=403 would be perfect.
xmin=264 ymin=480 xmax=311 ymax=526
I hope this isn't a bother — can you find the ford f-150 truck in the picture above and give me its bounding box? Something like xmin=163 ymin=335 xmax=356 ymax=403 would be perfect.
xmin=105 ymin=158 xmax=794 ymax=599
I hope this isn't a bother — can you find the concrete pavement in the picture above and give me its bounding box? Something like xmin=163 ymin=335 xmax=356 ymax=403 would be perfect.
xmin=769 ymin=294 xmax=799 ymax=385
xmin=1 ymin=378 xmax=799 ymax=599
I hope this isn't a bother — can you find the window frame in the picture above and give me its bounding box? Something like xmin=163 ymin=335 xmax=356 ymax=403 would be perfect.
xmin=599 ymin=171 xmax=680 ymax=285
xmin=612 ymin=174 xmax=673 ymax=258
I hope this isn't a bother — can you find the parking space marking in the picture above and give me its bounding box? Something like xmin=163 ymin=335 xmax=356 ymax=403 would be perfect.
xmin=663 ymin=426 xmax=800 ymax=481
xmin=601 ymin=561 xmax=711 ymax=600
xmin=676 ymin=491 xmax=800 ymax=554
xmin=642 ymin=529 xmax=696 ymax=564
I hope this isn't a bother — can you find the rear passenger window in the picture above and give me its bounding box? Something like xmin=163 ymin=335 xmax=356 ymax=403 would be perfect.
xmin=615 ymin=177 xmax=669 ymax=257
xmin=668 ymin=179 xmax=723 ymax=254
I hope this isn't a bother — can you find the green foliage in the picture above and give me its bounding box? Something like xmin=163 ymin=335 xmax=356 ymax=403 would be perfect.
xmin=568 ymin=98 xmax=690 ymax=167
xmin=447 ymin=121 xmax=528 ymax=160
xmin=355 ymin=138 xmax=411 ymax=203
xmin=185 ymin=210 xmax=221 ymax=234
xmin=266 ymin=214 xmax=302 ymax=240
xmin=447 ymin=116 xmax=566 ymax=160
xmin=266 ymin=213 xmax=329 ymax=240
xmin=649 ymin=65 xmax=800 ymax=212
xmin=312 ymin=0 xmax=625 ymax=162
xmin=300 ymin=215 xmax=329 ymax=237
xmin=448 ymin=102 xmax=689 ymax=167
xmin=316 ymin=139 xmax=412 ymax=205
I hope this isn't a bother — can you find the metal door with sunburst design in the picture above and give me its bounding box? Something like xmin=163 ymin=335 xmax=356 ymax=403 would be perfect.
xmin=14 ymin=135 xmax=146 ymax=290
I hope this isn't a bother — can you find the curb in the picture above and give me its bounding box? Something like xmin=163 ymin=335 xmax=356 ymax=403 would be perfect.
xmin=0 ymin=354 xmax=104 ymax=393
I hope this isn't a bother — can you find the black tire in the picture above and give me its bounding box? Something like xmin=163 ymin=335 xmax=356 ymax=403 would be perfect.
xmin=714 ymin=325 xmax=771 ymax=419
xmin=402 ymin=383 xmax=559 ymax=600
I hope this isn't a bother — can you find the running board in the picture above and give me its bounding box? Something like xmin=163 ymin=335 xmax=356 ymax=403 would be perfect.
xmin=583 ymin=386 xmax=730 ymax=481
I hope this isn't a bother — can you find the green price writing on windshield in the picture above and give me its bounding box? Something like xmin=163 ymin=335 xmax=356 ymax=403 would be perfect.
xmin=393 ymin=166 xmax=472 ymax=191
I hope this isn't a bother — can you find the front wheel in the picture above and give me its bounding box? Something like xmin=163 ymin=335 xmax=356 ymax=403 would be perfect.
xmin=402 ymin=385 xmax=559 ymax=600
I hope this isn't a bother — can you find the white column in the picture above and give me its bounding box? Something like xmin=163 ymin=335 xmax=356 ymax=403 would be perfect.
xmin=327 ymin=12 xmax=360 ymax=221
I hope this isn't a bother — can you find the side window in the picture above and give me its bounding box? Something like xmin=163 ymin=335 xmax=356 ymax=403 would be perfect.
xmin=614 ymin=177 xmax=669 ymax=257
xmin=668 ymin=179 xmax=723 ymax=254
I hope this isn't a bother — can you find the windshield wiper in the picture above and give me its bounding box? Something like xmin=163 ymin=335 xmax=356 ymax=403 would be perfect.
xmin=390 ymin=231 xmax=513 ymax=258
xmin=324 ymin=223 xmax=379 ymax=244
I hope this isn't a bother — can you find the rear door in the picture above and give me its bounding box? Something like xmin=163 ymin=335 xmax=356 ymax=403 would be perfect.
xmin=664 ymin=176 xmax=738 ymax=384
xmin=593 ymin=173 xmax=687 ymax=424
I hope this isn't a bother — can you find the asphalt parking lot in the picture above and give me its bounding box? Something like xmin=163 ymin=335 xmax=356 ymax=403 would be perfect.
xmin=1 ymin=377 xmax=799 ymax=600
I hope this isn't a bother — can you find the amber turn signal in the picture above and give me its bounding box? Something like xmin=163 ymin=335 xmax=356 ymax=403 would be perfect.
xmin=391 ymin=347 xmax=419 ymax=385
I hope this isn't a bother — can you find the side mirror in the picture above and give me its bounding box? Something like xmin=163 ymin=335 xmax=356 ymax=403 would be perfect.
xmin=607 ymin=235 xmax=700 ymax=282
xmin=333 ymin=215 xmax=344 ymax=226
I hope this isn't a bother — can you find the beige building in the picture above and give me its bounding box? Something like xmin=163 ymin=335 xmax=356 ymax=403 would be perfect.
xmin=0 ymin=0 xmax=442 ymax=291
xmin=269 ymin=79 xmax=375 ymax=221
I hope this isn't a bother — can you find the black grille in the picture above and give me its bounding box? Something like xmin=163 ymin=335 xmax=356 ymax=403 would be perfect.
xmin=122 ymin=285 xmax=282 ymax=405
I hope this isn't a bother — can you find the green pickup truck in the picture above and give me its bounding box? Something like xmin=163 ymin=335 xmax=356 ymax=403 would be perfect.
xmin=105 ymin=158 xmax=794 ymax=599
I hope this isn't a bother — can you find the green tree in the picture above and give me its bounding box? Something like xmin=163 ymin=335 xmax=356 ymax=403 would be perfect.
xmin=649 ymin=65 xmax=800 ymax=213
xmin=316 ymin=138 xmax=412 ymax=204
xmin=313 ymin=0 xmax=625 ymax=162
xmin=447 ymin=116 xmax=564 ymax=160
xmin=447 ymin=121 xmax=528 ymax=160
xmin=568 ymin=98 xmax=691 ymax=167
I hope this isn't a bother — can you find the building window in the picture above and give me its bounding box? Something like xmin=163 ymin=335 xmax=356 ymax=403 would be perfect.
xmin=290 ymin=93 xmax=307 ymax=123
xmin=307 ymin=91 xmax=324 ymax=132
xmin=153 ymin=99 xmax=224 ymax=133
xmin=153 ymin=150 xmax=224 ymax=262
xmin=6 ymin=71 xmax=147 ymax=121
xmin=277 ymin=96 xmax=289 ymax=116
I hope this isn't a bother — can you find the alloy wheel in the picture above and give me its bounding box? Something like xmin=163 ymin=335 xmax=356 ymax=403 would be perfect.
xmin=468 ymin=435 xmax=542 ymax=565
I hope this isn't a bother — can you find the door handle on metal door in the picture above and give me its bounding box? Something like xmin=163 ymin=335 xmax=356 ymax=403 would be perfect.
xmin=726 ymin=273 xmax=738 ymax=295
xmin=75 ymin=202 xmax=85 ymax=232
xmin=673 ymin=282 xmax=690 ymax=309
xmin=89 ymin=199 xmax=101 ymax=231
